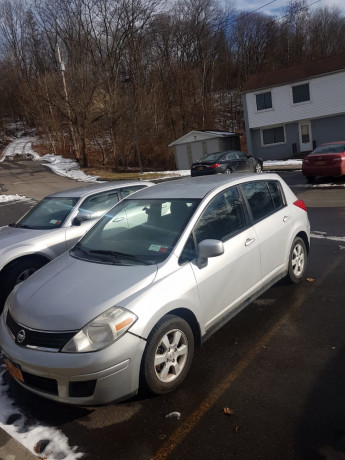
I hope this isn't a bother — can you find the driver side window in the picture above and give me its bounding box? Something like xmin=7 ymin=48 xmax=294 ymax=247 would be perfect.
xmin=179 ymin=187 xmax=247 ymax=264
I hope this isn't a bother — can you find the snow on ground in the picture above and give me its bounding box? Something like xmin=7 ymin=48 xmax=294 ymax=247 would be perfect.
xmin=263 ymin=159 xmax=302 ymax=166
xmin=0 ymin=367 xmax=84 ymax=459
xmin=0 ymin=194 xmax=30 ymax=203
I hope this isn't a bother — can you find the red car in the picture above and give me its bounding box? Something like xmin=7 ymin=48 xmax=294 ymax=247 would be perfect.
xmin=302 ymin=141 xmax=345 ymax=183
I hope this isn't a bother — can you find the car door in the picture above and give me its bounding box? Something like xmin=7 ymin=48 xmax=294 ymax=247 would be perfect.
xmin=236 ymin=151 xmax=253 ymax=172
xmin=181 ymin=186 xmax=262 ymax=334
xmin=241 ymin=180 xmax=293 ymax=283
xmin=222 ymin=151 xmax=240 ymax=171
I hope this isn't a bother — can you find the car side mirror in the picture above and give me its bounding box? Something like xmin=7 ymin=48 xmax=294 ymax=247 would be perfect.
xmin=72 ymin=211 xmax=93 ymax=226
xmin=196 ymin=239 xmax=224 ymax=269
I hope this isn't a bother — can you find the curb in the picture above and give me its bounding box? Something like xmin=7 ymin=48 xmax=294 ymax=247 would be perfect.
xmin=0 ymin=427 xmax=37 ymax=459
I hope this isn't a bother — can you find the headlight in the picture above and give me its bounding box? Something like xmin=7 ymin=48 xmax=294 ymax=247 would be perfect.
xmin=62 ymin=307 xmax=137 ymax=353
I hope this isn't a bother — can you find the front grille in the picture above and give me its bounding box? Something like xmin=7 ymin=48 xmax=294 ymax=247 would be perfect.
xmin=22 ymin=371 xmax=58 ymax=395
xmin=6 ymin=311 xmax=78 ymax=350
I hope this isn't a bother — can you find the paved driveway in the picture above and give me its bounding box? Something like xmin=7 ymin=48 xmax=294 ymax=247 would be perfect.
xmin=0 ymin=159 xmax=87 ymax=200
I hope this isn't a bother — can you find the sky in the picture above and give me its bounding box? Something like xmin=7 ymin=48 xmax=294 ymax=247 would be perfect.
xmin=234 ymin=0 xmax=345 ymax=16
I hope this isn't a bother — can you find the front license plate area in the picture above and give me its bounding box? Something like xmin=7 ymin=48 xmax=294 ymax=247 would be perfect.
xmin=315 ymin=160 xmax=326 ymax=166
xmin=4 ymin=358 xmax=24 ymax=382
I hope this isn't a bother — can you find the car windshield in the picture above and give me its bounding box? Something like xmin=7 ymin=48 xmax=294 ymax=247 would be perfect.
xmin=311 ymin=144 xmax=345 ymax=154
xmin=200 ymin=152 xmax=223 ymax=162
xmin=13 ymin=197 xmax=79 ymax=230
xmin=70 ymin=198 xmax=200 ymax=265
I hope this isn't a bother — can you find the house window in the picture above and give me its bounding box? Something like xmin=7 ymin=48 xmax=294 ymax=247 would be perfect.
xmin=292 ymin=83 xmax=310 ymax=104
xmin=262 ymin=126 xmax=285 ymax=145
xmin=256 ymin=92 xmax=272 ymax=111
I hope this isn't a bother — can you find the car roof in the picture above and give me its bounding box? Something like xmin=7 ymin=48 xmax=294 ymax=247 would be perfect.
xmin=47 ymin=180 xmax=153 ymax=199
xmin=125 ymin=173 xmax=277 ymax=200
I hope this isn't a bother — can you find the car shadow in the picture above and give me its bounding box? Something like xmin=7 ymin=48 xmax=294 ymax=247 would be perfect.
xmin=293 ymin=347 xmax=345 ymax=458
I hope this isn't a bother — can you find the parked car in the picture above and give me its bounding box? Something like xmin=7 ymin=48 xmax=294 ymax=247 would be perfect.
xmin=0 ymin=180 xmax=153 ymax=308
xmin=302 ymin=141 xmax=345 ymax=183
xmin=191 ymin=150 xmax=263 ymax=177
xmin=0 ymin=173 xmax=310 ymax=405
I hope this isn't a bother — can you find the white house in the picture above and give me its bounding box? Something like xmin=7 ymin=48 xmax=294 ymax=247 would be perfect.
xmin=169 ymin=130 xmax=241 ymax=169
xmin=242 ymin=53 xmax=345 ymax=160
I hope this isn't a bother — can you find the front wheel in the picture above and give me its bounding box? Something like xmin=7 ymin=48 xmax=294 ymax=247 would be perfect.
xmin=287 ymin=237 xmax=307 ymax=283
xmin=141 ymin=315 xmax=194 ymax=395
xmin=0 ymin=258 xmax=46 ymax=309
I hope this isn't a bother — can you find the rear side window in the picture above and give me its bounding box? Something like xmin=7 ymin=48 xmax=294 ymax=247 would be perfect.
xmin=267 ymin=182 xmax=285 ymax=210
xmin=79 ymin=191 xmax=120 ymax=218
xmin=241 ymin=181 xmax=285 ymax=222
xmin=121 ymin=185 xmax=146 ymax=198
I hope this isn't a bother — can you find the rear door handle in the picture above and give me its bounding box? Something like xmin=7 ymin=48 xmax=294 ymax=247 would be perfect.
xmin=245 ymin=238 xmax=255 ymax=246
xmin=283 ymin=215 xmax=291 ymax=222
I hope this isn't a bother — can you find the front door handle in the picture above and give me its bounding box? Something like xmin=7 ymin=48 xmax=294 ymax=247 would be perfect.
xmin=245 ymin=238 xmax=255 ymax=246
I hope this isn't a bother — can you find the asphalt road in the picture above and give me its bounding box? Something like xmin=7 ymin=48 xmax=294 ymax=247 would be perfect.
xmin=1 ymin=161 xmax=345 ymax=460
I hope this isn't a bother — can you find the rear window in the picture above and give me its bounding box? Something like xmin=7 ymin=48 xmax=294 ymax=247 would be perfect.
xmin=241 ymin=181 xmax=285 ymax=223
xmin=311 ymin=144 xmax=345 ymax=154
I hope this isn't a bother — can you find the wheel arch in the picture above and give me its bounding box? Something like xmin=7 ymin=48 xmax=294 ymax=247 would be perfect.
xmin=295 ymin=231 xmax=310 ymax=255
xmin=0 ymin=253 xmax=51 ymax=277
xmin=167 ymin=307 xmax=202 ymax=348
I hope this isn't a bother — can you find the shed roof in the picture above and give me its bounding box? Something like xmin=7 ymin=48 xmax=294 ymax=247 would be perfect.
xmin=242 ymin=52 xmax=345 ymax=93
xmin=168 ymin=130 xmax=238 ymax=147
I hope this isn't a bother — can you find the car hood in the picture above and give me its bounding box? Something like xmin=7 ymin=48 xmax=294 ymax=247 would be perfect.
xmin=11 ymin=252 xmax=158 ymax=331
xmin=0 ymin=226 xmax=50 ymax=251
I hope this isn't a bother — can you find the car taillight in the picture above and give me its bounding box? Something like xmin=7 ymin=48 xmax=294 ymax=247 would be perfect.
xmin=293 ymin=200 xmax=307 ymax=211
xmin=209 ymin=163 xmax=220 ymax=169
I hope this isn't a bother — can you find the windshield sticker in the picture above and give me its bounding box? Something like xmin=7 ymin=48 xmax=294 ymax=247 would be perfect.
xmin=50 ymin=220 xmax=61 ymax=225
xmin=149 ymin=244 xmax=168 ymax=253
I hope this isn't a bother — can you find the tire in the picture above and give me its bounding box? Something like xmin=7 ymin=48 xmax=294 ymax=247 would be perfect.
xmin=255 ymin=162 xmax=262 ymax=173
xmin=223 ymin=168 xmax=232 ymax=174
xmin=287 ymin=237 xmax=307 ymax=284
xmin=141 ymin=314 xmax=194 ymax=395
xmin=0 ymin=258 xmax=46 ymax=309
xmin=306 ymin=176 xmax=315 ymax=183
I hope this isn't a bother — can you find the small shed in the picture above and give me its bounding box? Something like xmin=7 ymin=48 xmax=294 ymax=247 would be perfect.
xmin=169 ymin=130 xmax=241 ymax=170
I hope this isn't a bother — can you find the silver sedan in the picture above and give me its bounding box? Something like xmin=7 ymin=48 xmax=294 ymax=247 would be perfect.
xmin=0 ymin=173 xmax=310 ymax=405
xmin=0 ymin=180 xmax=153 ymax=307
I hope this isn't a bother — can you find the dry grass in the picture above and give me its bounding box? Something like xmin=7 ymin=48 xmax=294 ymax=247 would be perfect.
xmin=82 ymin=168 xmax=182 ymax=181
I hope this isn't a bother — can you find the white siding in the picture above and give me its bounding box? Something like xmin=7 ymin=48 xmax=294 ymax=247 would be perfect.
xmin=245 ymin=70 xmax=345 ymax=129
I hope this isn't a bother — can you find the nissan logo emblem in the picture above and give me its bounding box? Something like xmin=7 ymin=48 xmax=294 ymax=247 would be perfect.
xmin=17 ymin=330 xmax=26 ymax=343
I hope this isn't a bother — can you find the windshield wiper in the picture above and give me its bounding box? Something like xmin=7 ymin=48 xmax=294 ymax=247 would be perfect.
xmin=15 ymin=224 xmax=39 ymax=229
xmin=70 ymin=244 xmax=90 ymax=257
xmin=89 ymin=249 xmax=150 ymax=265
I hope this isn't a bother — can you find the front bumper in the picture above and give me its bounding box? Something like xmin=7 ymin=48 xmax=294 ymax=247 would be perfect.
xmin=0 ymin=313 xmax=146 ymax=405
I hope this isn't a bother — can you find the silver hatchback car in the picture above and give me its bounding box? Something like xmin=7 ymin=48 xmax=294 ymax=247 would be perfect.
xmin=0 ymin=174 xmax=310 ymax=405
xmin=0 ymin=181 xmax=153 ymax=308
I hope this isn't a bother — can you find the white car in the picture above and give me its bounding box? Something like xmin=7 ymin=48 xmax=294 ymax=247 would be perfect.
xmin=0 ymin=180 xmax=153 ymax=307
xmin=0 ymin=174 xmax=310 ymax=405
